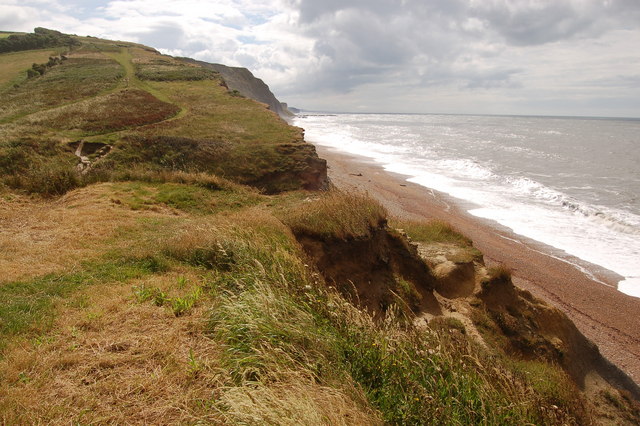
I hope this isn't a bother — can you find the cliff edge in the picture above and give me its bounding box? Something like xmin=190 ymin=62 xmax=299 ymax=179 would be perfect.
xmin=181 ymin=58 xmax=291 ymax=117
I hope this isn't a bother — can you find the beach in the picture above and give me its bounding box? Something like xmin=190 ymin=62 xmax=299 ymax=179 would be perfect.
xmin=315 ymin=143 xmax=640 ymax=384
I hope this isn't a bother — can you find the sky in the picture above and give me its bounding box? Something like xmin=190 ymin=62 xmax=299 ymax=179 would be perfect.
xmin=2 ymin=0 xmax=640 ymax=117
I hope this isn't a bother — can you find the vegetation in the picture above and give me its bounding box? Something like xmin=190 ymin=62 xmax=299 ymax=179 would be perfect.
xmin=0 ymin=29 xmax=637 ymax=424
xmin=393 ymin=218 xmax=473 ymax=246
xmin=283 ymin=190 xmax=388 ymax=239
xmin=136 ymin=63 xmax=219 ymax=81
xmin=0 ymin=28 xmax=79 ymax=54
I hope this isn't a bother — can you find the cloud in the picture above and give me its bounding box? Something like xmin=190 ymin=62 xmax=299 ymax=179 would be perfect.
xmin=1 ymin=0 xmax=639 ymax=116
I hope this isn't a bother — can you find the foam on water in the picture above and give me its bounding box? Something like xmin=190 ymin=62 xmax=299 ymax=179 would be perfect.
xmin=295 ymin=113 xmax=640 ymax=298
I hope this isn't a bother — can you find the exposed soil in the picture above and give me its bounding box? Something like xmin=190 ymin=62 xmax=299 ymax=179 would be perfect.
xmin=315 ymin=144 xmax=640 ymax=388
xmin=294 ymin=226 xmax=435 ymax=315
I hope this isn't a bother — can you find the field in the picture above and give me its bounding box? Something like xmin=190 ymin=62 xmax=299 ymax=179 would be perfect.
xmin=0 ymin=49 xmax=56 ymax=88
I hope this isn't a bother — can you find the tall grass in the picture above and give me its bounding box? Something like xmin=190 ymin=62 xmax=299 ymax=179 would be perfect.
xmin=283 ymin=191 xmax=388 ymax=239
xmin=190 ymin=211 xmax=586 ymax=424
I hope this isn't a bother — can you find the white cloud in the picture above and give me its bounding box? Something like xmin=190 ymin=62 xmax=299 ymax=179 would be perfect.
xmin=1 ymin=0 xmax=639 ymax=116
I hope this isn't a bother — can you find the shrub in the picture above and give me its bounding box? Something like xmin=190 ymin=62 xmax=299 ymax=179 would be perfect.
xmin=19 ymin=161 xmax=80 ymax=196
xmin=103 ymin=135 xmax=229 ymax=173
xmin=0 ymin=28 xmax=79 ymax=53
xmin=135 ymin=64 xmax=219 ymax=81
xmin=487 ymin=265 xmax=512 ymax=282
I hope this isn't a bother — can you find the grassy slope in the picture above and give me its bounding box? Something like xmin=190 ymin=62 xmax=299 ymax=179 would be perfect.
xmin=0 ymin=49 xmax=55 ymax=89
xmin=0 ymin=32 xmax=638 ymax=424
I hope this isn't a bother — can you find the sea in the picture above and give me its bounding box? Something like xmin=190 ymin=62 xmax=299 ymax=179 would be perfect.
xmin=292 ymin=113 xmax=640 ymax=298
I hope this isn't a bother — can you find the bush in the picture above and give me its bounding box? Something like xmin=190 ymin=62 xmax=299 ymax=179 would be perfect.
xmin=135 ymin=64 xmax=219 ymax=81
xmin=21 ymin=161 xmax=80 ymax=196
xmin=104 ymin=135 xmax=229 ymax=173
xmin=0 ymin=28 xmax=79 ymax=53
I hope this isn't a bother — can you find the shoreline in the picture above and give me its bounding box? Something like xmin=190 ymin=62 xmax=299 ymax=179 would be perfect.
xmin=314 ymin=143 xmax=640 ymax=384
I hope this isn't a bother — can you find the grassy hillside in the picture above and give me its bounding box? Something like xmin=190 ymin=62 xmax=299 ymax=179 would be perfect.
xmin=0 ymin=30 xmax=638 ymax=424
xmin=0 ymin=31 xmax=325 ymax=196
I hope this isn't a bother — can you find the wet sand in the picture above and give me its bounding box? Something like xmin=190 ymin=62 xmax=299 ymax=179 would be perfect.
xmin=315 ymin=144 xmax=640 ymax=384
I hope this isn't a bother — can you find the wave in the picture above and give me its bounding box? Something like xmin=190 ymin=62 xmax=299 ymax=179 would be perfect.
xmin=295 ymin=113 xmax=640 ymax=297
xmin=498 ymin=176 xmax=640 ymax=235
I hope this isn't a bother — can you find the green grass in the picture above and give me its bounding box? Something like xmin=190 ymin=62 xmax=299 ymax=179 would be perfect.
xmin=132 ymin=280 xmax=203 ymax=316
xmin=136 ymin=63 xmax=219 ymax=81
xmin=0 ymin=57 xmax=124 ymax=122
xmin=0 ymin=49 xmax=56 ymax=88
xmin=392 ymin=219 xmax=473 ymax=246
xmin=108 ymin=181 xmax=261 ymax=214
xmin=0 ymin=256 xmax=166 ymax=351
xmin=202 ymin=213 xmax=587 ymax=424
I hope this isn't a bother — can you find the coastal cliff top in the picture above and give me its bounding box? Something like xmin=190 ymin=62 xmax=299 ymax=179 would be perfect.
xmin=0 ymin=29 xmax=638 ymax=424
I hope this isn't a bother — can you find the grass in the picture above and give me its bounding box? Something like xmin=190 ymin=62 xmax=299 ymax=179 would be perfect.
xmin=22 ymin=88 xmax=180 ymax=133
xmin=201 ymin=211 xmax=588 ymax=424
xmin=0 ymin=184 xmax=614 ymax=423
xmin=107 ymin=181 xmax=261 ymax=214
xmin=393 ymin=218 xmax=473 ymax=246
xmin=136 ymin=63 xmax=219 ymax=81
xmin=483 ymin=265 xmax=513 ymax=286
xmin=132 ymin=279 xmax=203 ymax=316
xmin=0 ymin=271 xmax=222 ymax=424
xmin=283 ymin=190 xmax=388 ymax=239
xmin=1 ymin=44 xmax=322 ymax=196
xmin=0 ymin=49 xmax=56 ymax=88
xmin=0 ymin=57 xmax=124 ymax=122
xmin=0 ymin=33 xmax=631 ymax=424
xmin=0 ymin=256 xmax=166 ymax=351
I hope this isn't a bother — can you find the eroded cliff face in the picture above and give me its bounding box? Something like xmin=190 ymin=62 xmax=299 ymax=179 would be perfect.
xmin=181 ymin=58 xmax=291 ymax=117
xmin=292 ymin=223 xmax=640 ymax=423
xmin=294 ymin=225 xmax=435 ymax=315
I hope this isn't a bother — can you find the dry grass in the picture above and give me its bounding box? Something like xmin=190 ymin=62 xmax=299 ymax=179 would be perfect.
xmin=283 ymin=190 xmax=388 ymax=239
xmin=0 ymin=184 xmax=179 ymax=283
xmin=217 ymin=377 xmax=382 ymax=425
xmin=0 ymin=49 xmax=56 ymax=88
xmin=0 ymin=271 xmax=222 ymax=424
xmin=392 ymin=218 xmax=473 ymax=246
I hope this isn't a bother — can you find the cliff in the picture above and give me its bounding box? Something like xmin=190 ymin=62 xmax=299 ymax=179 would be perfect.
xmin=181 ymin=58 xmax=291 ymax=117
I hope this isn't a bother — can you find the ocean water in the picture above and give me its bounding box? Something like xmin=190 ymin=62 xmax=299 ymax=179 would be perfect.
xmin=293 ymin=113 xmax=640 ymax=298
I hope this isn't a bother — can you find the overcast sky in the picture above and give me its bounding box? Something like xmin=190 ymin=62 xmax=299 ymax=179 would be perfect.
xmin=2 ymin=0 xmax=640 ymax=117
